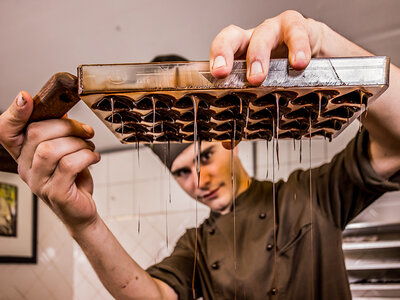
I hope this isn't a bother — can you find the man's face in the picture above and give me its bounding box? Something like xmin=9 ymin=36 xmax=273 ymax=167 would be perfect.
xmin=171 ymin=142 xmax=242 ymax=214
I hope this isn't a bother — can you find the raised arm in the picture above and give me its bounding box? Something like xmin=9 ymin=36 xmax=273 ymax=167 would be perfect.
xmin=209 ymin=10 xmax=400 ymax=178
xmin=0 ymin=92 xmax=177 ymax=300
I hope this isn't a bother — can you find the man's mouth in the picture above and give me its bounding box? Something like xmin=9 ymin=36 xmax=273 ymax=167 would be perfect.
xmin=199 ymin=183 xmax=224 ymax=201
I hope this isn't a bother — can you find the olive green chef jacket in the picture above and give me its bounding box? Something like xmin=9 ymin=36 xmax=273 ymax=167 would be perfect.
xmin=147 ymin=130 xmax=400 ymax=300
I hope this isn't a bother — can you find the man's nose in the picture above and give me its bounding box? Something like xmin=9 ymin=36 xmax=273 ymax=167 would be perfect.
xmin=192 ymin=166 xmax=211 ymax=189
xmin=198 ymin=167 xmax=211 ymax=189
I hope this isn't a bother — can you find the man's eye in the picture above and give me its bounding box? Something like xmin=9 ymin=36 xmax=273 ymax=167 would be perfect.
xmin=176 ymin=169 xmax=191 ymax=178
xmin=200 ymin=151 xmax=212 ymax=164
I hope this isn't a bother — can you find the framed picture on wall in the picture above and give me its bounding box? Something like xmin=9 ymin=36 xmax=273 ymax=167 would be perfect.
xmin=0 ymin=145 xmax=37 ymax=263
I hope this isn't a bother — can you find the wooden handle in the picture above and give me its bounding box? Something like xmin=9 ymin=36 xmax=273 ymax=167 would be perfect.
xmin=29 ymin=72 xmax=81 ymax=122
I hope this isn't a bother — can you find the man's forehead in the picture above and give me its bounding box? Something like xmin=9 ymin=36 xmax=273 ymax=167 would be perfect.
xmin=149 ymin=142 xmax=191 ymax=170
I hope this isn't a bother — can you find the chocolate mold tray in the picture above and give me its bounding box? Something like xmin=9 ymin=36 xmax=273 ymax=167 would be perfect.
xmin=78 ymin=57 xmax=389 ymax=143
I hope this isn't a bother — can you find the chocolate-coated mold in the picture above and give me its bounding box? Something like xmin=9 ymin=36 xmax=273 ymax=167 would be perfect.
xmin=79 ymin=57 xmax=389 ymax=143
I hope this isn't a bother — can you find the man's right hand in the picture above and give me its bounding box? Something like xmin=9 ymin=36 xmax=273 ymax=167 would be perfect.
xmin=0 ymin=92 xmax=178 ymax=299
xmin=0 ymin=91 xmax=101 ymax=231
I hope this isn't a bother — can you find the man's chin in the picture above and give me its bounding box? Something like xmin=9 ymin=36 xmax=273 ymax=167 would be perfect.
xmin=209 ymin=199 xmax=232 ymax=215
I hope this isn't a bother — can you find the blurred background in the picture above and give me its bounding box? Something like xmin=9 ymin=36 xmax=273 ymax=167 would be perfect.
xmin=0 ymin=0 xmax=399 ymax=299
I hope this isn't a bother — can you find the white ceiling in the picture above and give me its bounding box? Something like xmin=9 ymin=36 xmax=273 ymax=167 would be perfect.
xmin=1 ymin=0 xmax=399 ymax=152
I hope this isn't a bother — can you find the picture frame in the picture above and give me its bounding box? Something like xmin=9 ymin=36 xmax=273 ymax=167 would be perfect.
xmin=0 ymin=146 xmax=37 ymax=263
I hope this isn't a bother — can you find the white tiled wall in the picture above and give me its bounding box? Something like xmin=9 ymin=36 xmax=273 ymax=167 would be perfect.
xmin=1 ymin=121 xmax=398 ymax=300
xmin=0 ymin=201 xmax=74 ymax=300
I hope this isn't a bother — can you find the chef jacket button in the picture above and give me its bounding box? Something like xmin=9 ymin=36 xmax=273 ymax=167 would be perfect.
xmin=266 ymin=243 xmax=273 ymax=251
xmin=271 ymin=288 xmax=277 ymax=295
xmin=259 ymin=212 xmax=266 ymax=219
xmin=209 ymin=228 xmax=215 ymax=235
xmin=211 ymin=261 xmax=220 ymax=270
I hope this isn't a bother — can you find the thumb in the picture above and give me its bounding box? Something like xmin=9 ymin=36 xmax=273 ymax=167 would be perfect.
xmin=0 ymin=91 xmax=34 ymax=159
xmin=4 ymin=91 xmax=34 ymax=129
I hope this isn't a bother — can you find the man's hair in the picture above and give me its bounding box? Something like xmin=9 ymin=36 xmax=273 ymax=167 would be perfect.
xmin=151 ymin=54 xmax=188 ymax=63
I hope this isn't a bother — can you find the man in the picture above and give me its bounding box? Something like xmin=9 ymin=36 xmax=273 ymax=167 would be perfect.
xmin=0 ymin=10 xmax=399 ymax=300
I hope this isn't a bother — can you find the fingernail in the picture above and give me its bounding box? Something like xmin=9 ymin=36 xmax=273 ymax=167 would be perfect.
xmin=213 ymin=56 xmax=226 ymax=70
xmin=82 ymin=124 xmax=93 ymax=135
xmin=250 ymin=61 xmax=263 ymax=76
xmin=295 ymin=51 xmax=306 ymax=63
xmin=16 ymin=93 xmax=26 ymax=107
